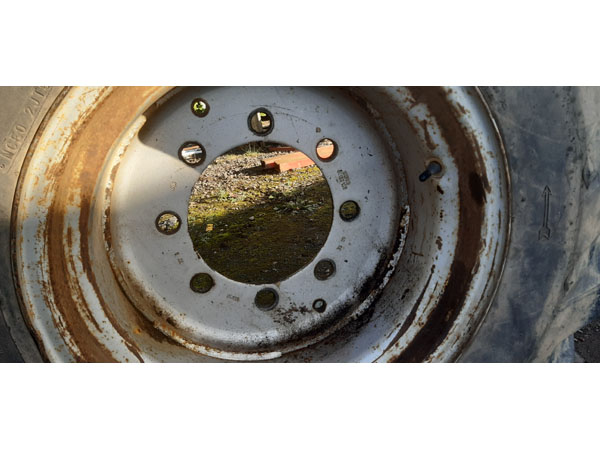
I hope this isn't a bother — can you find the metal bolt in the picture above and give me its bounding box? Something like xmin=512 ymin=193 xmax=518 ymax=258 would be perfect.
xmin=313 ymin=299 xmax=327 ymax=313
xmin=419 ymin=161 xmax=442 ymax=182
xmin=190 ymin=273 xmax=214 ymax=293
xmin=339 ymin=201 xmax=360 ymax=221
xmin=255 ymin=288 xmax=279 ymax=310
xmin=314 ymin=259 xmax=336 ymax=280
xmin=191 ymin=98 xmax=209 ymax=117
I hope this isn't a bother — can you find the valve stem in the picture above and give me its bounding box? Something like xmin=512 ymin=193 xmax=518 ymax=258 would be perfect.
xmin=419 ymin=161 xmax=442 ymax=182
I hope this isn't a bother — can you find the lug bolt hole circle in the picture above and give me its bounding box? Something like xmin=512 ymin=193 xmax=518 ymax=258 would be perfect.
xmin=316 ymin=138 xmax=337 ymax=161
xmin=339 ymin=200 xmax=360 ymax=222
xmin=313 ymin=299 xmax=327 ymax=313
xmin=156 ymin=212 xmax=181 ymax=235
xmin=190 ymin=273 xmax=215 ymax=293
xmin=179 ymin=141 xmax=206 ymax=167
xmin=191 ymin=98 xmax=209 ymax=117
xmin=255 ymin=288 xmax=279 ymax=311
xmin=314 ymin=259 xmax=336 ymax=280
xmin=248 ymin=108 xmax=274 ymax=136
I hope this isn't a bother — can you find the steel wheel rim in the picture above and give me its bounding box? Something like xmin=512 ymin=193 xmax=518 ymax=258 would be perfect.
xmin=13 ymin=86 xmax=510 ymax=362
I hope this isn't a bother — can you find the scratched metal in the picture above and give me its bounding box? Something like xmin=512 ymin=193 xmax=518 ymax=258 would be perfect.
xmin=13 ymin=86 xmax=509 ymax=362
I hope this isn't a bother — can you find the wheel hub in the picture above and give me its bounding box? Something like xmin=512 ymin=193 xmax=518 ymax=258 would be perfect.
xmin=108 ymin=87 xmax=404 ymax=359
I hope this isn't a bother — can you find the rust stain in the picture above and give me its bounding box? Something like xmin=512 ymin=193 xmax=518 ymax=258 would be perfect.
xmin=45 ymin=87 xmax=162 ymax=362
xmin=468 ymin=171 xmax=486 ymax=206
xmin=419 ymin=119 xmax=437 ymax=150
xmin=65 ymin=226 xmax=102 ymax=333
xmin=390 ymin=87 xmax=487 ymax=362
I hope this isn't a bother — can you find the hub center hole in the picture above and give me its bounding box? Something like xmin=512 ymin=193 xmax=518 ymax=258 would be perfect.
xmin=188 ymin=142 xmax=334 ymax=284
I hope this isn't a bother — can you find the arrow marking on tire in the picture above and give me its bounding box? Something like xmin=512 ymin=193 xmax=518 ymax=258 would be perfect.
xmin=538 ymin=186 xmax=551 ymax=240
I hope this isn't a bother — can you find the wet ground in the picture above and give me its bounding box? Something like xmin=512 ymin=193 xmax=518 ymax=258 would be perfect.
xmin=188 ymin=144 xmax=333 ymax=285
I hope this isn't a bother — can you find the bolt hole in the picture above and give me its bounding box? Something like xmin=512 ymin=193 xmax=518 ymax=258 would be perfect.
xmin=255 ymin=288 xmax=279 ymax=311
xmin=316 ymin=138 xmax=337 ymax=161
xmin=248 ymin=109 xmax=274 ymax=136
xmin=191 ymin=98 xmax=209 ymax=117
xmin=314 ymin=259 xmax=336 ymax=280
xmin=190 ymin=273 xmax=214 ymax=293
xmin=179 ymin=142 xmax=206 ymax=167
xmin=313 ymin=299 xmax=327 ymax=313
xmin=156 ymin=212 xmax=181 ymax=235
xmin=339 ymin=200 xmax=360 ymax=222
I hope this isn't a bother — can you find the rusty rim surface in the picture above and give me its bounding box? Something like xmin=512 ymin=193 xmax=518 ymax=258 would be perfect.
xmin=13 ymin=87 xmax=509 ymax=362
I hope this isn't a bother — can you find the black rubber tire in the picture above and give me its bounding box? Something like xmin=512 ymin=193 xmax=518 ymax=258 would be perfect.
xmin=461 ymin=87 xmax=600 ymax=362
xmin=0 ymin=87 xmax=64 ymax=362
xmin=1 ymin=86 xmax=598 ymax=362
